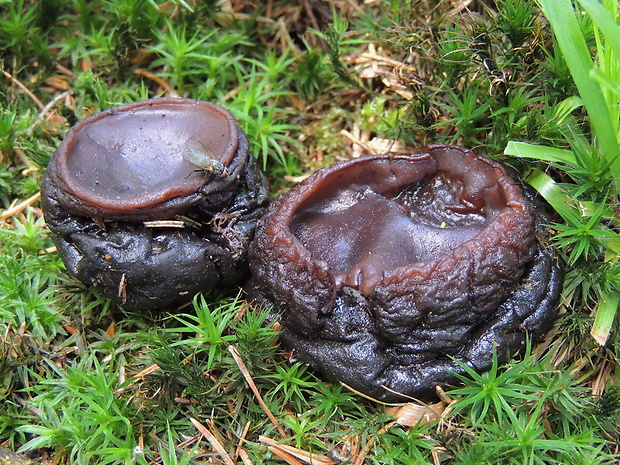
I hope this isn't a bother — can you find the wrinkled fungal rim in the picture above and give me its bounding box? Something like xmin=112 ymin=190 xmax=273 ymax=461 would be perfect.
xmin=54 ymin=98 xmax=238 ymax=214
xmin=258 ymin=147 xmax=534 ymax=301
xmin=247 ymin=146 xmax=561 ymax=401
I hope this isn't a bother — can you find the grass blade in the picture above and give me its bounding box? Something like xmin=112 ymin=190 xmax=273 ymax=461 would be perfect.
xmin=538 ymin=0 xmax=620 ymax=185
xmin=578 ymin=0 xmax=620 ymax=58
xmin=505 ymin=141 xmax=578 ymax=167
xmin=591 ymin=290 xmax=620 ymax=345
xmin=523 ymin=168 xmax=580 ymax=220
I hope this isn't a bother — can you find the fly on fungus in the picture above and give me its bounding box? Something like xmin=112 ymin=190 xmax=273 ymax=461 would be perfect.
xmin=41 ymin=97 xmax=269 ymax=310
xmin=184 ymin=138 xmax=228 ymax=178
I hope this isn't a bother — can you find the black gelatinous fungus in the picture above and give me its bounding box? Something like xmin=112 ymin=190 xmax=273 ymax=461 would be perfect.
xmin=247 ymin=145 xmax=563 ymax=402
xmin=42 ymin=98 xmax=269 ymax=310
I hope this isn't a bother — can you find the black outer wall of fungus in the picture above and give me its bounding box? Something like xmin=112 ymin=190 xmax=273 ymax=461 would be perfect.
xmin=41 ymin=99 xmax=270 ymax=310
xmin=246 ymin=146 xmax=563 ymax=402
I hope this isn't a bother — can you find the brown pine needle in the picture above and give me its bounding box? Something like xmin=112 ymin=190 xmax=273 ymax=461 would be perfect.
xmin=133 ymin=69 xmax=179 ymax=97
xmin=268 ymin=446 xmax=305 ymax=465
xmin=339 ymin=382 xmax=404 ymax=406
xmin=19 ymin=90 xmax=71 ymax=136
xmin=114 ymin=364 xmax=160 ymax=395
xmin=235 ymin=420 xmax=252 ymax=464
xmin=190 ymin=418 xmax=235 ymax=465
xmin=259 ymin=436 xmax=337 ymax=465
xmin=228 ymin=345 xmax=288 ymax=439
xmin=238 ymin=449 xmax=255 ymax=465
xmin=340 ymin=129 xmax=377 ymax=155
xmin=2 ymin=70 xmax=44 ymax=109
xmin=0 ymin=192 xmax=42 ymax=221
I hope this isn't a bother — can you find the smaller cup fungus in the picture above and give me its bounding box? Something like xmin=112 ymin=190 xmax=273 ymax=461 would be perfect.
xmin=42 ymin=98 xmax=269 ymax=310
xmin=247 ymin=146 xmax=563 ymax=402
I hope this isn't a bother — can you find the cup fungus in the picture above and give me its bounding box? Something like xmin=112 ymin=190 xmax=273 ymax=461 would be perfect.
xmin=247 ymin=145 xmax=563 ymax=402
xmin=42 ymin=98 xmax=269 ymax=310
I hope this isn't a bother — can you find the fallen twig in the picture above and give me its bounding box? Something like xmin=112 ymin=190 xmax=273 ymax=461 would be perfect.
xmin=113 ymin=364 xmax=160 ymax=395
xmin=259 ymin=436 xmax=337 ymax=465
xmin=234 ymin=420 xmax=254 ymax=465
xmin=18 ymin=90 xmax=71 ymax=136
xmin=0 ymin=192 xmax=41 ymax=221
xmin=190 ymin=418 xmax=235 ymax=465
xmin=268 ymin=446 xmax=304 ymax=465
xmin=2 ymin=70 xmax=44 ymax=109
xmin=340 ymin=129 xmax=377 ymax=156
xmin=229 ymin=345 xmax=288 ymax=439
xmin=133 ymin=69 xmax=179 ymax=97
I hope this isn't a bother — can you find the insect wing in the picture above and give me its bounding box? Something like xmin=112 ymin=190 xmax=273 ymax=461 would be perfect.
xmin=183 ymin=139 xmax=227 ymax=177
xmin=184 ymin=139 xmax=215 ymax=170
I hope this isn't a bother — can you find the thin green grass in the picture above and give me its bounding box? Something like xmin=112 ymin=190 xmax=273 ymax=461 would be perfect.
xmin=505 ymin=0 xmax=620 ymax=345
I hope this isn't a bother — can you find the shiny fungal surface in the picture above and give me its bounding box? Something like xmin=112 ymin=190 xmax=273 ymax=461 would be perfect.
xmin=247 ymin=146 xmax=563 ymax=401
xmin=42 ymin=98 xmax=269 ymax=310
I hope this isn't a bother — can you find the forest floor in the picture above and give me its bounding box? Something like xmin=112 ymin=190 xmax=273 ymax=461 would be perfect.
xmin=0 ymin=0 xmax=619 ymax=464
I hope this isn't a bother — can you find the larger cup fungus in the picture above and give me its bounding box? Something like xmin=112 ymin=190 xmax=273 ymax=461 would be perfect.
xmin=247 ymin=145 xmax=563 ymax=402
xmin=42 ymin=98 xmax=269 ymax=310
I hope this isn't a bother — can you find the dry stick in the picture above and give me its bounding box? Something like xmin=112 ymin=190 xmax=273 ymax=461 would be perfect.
xmin=359 ymin=52 xmax=406 ymax=68
xmin=234 ymin=420 xmax=253 ymax=465
xmin=340 ymin=129 xmax=378 ymax=156
xmin=40 ymin=246 xmax=57 ymax=255
xmin=300 ymin=0 xmax=319 ymax=31
xmin=299 ymin=0 xmax=324 ymax=51
xmin=113 ymin=364 xmax=160 ymax=395
xmin=268 ymin=446 xmax=304 ymax=465
xmin=446 ymin=0 xmax=474 ymax=17
xmin=283 ymin=173 xmax=310 ymax=184
xmin=55 ymin=63 xmax=74 ymax=77
xmin=13 ymin=149 xmax=39 ymax=175
xmin=176 ymin=433 xmax=201 ymax=450
xmin=2 ymin=70 xmax=45 ymax=109
xmin=190 ymin=418 xmax=236 ymax=465
xmin=0 ymin=192 xmax=41 ymax=221
xmin=133 ymin=69 xmax=179 ymax=97
xmin=343 ymin=0 xmax=364 ymax=13
xmin=207 ymin=419 xmax=231 ymax=455
xmin=19 ymin=90 xmax=71 ymax=136
xmin=258 ymin=436 xmax=336 ymax=465
xmin=228 ymin=345 xmax=288 ymax=439
xmin=592 ymin=359 xmax=610 ymax=396
xmin=227 ymin=12 xmax=275 ymax=24
xmin=352 ymin=423 xmax=393 ymax=465
xmin=238 ymin=449 xmax=254 ymax=465
xmin=339 ymin=382 xmax=403 ymax=407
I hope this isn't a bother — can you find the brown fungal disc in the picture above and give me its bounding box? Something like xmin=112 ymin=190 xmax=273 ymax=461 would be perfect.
xmin=42 ymin=98 xmax=269 ymax=310
xmin=247 ymin=146 xmax=563 ymax=401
